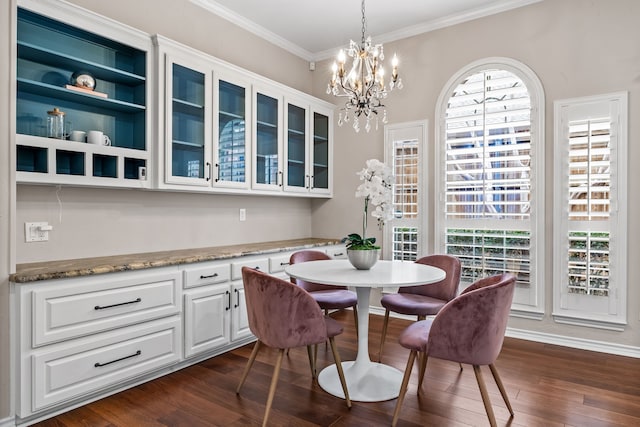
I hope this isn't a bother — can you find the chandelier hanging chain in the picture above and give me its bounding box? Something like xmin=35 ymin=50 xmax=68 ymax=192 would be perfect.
xmin=327 ymin=0 xmax=403 ymax=132
xmin=361 ymin=0 xmax=366 ymax=45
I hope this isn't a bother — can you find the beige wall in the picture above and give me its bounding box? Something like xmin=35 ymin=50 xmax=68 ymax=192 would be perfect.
xmin=3 ymin=0 xmax=640 ymax=422
xmin=311 ymin=0 xmax=640 ymax=348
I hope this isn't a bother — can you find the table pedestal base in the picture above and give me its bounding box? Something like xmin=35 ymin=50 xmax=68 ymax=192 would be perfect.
xmin=318 ymin=360 xmax=403 ymax=402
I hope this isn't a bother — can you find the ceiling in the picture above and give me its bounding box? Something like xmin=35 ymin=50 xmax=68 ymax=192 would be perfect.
xmin=191 ymin=0 xmax=541 ymax=61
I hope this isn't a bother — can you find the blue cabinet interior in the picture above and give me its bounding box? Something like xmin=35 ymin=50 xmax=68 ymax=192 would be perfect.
xmin=171 ymin=63 xmax=205 ymax=178
xmin=313 ymin=112 xmax=329 ymax=189
xmin=256 ymin=93 xmax=279 ymax=185
xmin=218 ymin=80 xmax=246 ymax=183
xmin=287 ymin=103 xmax=306 ymax=188
xmin=16 ymin=8 xmax=147 ymax=178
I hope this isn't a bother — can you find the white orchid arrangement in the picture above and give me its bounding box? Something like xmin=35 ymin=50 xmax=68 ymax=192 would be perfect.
xmin=344 ymin=159 xmax=394 ymax=250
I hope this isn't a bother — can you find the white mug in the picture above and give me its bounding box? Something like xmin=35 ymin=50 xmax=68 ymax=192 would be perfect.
xmin=69 ymin=130 xmax=86 ymax=142
xmin=87 ymin=130 xmax=111 ymax=146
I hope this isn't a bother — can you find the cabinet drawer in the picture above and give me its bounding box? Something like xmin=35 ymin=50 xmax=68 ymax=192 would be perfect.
xmin=269 ymin=253 xmax=292 ymax=274
xmin=183 ymin=262 xmax=231 ymax=289
xmin=32 ymin=271 xmax=181 ymax=347
xmin=32 ymin=316 xmax=181 ymax=412
xmin=231 ymin=258 xmax=269 ymax=280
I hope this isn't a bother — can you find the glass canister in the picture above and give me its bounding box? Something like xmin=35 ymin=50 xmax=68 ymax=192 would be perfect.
xmin=46 ymin=107 xmax=65 ymax=139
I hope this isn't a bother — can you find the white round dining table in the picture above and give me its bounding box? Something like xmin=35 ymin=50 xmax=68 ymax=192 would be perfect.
xmin=285 ymin=259 xmax=446 ymax=402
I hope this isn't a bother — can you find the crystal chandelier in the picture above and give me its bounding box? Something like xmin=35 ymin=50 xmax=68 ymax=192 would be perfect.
xmin=327 ymin=0 xmax=403 ymax=132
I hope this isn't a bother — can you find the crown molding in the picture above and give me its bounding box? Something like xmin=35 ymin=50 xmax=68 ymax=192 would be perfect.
xmin=192 ymin=0 xmax=542 ymax=62
xmin=190 ymin=0 xmax=315 ymax=62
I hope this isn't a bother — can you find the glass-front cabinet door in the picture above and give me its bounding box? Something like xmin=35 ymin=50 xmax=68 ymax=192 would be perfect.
xmin=213 ymin=70 xmax=250 ymax=189
xmin=284 ymin=97 xmax=309 ymax=193
xmin=165 ymin=56 xmax=211 ymax=186
xmin=310 ymin=107 xmax=332 ymax=195
xmin=252 ymin=85 xmax=283 ymax=191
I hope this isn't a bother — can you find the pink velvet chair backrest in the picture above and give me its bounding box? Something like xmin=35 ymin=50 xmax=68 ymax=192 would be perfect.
xmin=241 ymin=266 xmax=329 ymax=349
xmin=399 ymin=254 xmax=461 ymax=302
xmin=426 ymin=273 xmax=516 ymax=366
xmin=289 ymin=250 xmax=346 ymax=292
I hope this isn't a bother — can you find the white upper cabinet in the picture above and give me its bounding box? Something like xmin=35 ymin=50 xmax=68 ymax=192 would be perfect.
xmin=252 ymin=84 xmax=284 ymax=192
xmin=14 ymin=2 xmax=333 ymax=196
xmin=155 ymin=36 xmax=333 ymax=197
xmin=214 ymin=69 xmax=251 ymax=190
xmin=163 ymin=51 xmax=213 ymax=187
xmin=15 ymin=0 xmax=153 ymax=189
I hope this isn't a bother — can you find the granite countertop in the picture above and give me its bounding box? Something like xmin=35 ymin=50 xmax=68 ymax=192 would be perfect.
xmin=10 ymin=238 xmax=342 ymax=283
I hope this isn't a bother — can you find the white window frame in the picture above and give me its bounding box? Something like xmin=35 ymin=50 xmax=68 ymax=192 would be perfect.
xmin=553 ymin=92 xmax=628 ymax=331
xmin=434 ymin=57 xmax=545 ymax=318
xmin=383 ymin=121 xmax=428 ymax=261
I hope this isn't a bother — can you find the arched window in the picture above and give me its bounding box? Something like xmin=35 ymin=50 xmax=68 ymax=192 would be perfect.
xmin=435 ymin=58 xmax=545 ymax=316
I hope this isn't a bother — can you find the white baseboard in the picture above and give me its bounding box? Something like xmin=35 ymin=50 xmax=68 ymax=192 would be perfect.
xmin=0 ymin=415 xmax=16 ymax=427
xmin=506 ymin=327 xmax=640 ymax=359
xmin=371 ymin=306 xmax=640 ymax=359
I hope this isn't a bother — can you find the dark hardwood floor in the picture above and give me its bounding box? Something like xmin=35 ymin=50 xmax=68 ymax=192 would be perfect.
xmin=34 ymin=311 xmax=640 ymax=427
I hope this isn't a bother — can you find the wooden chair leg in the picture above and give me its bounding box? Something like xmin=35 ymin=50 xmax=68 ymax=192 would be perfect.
xmin=328 ymin=336 xmax=351 ymax=408
xmin=473 ymin=365 xmax=497 ymax=427
xmin=417 ymin=354 xmax=428 ymax=392
xmin=236 ymin=340 xmax=261 ymax=394
xmin=307 ymin=345 xmax=316 ymax=379
xmin=489 ymin=363 xmax=514 ymax=416
xmin=262 ymin=349 xmax=285 ymax=427
xmin=378 ymin=309 xmax=390 ymax=362
xmin=352 ymin=305 xmax=359 ymax=339
xmin=391 ymin=350 xmax=417 ymax=427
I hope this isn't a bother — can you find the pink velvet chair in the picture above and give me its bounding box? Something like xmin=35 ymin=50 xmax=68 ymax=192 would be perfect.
xmin=391 ymin=273 xmax=517 ymax=427
xmin=237 ymin=266 xmax=351 ymax=427
xmin=378 ymin=254 xmax=461 ymax=362
xmin=289 ymin=250 xmax=358 ymax=331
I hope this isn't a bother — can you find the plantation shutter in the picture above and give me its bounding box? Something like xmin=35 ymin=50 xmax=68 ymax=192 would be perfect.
xmin=444 ymin=69 xmax=532 ymax=284
xmin=553 ymin=92 xmax=627 ymax=327
xmin=385 ymin=123 xmax=425 ymax=262
xmin=567 ymin=118 xmax=610 ymax=296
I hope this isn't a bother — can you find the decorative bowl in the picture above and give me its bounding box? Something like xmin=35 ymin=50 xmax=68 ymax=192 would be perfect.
xmin=347 ymin=248 xmax=380 ymax=270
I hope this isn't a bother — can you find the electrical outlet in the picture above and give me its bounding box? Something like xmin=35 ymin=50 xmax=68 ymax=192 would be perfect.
xmin=239 ymin=208 xmax=246 ymax=221
xmin=25 ymin=222 xmax=52 ymax=242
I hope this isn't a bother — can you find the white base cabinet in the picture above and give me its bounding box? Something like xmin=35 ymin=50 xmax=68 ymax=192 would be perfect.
xmin=14 ymin=269 xmax=183 ymax=420
xmin=32 ymin=317 xmax=181 ymax=412
xmin=12 ymin=244 xmax=347 ymax=424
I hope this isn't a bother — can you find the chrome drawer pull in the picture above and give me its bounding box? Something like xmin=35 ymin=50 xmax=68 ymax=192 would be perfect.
xmin=94 ymin=350 xmax=141 ymax=367
xmin=94 ymin=297 xmax=141 ymax=310
xmin=200 ymin=273 xmax=219 ymax=279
